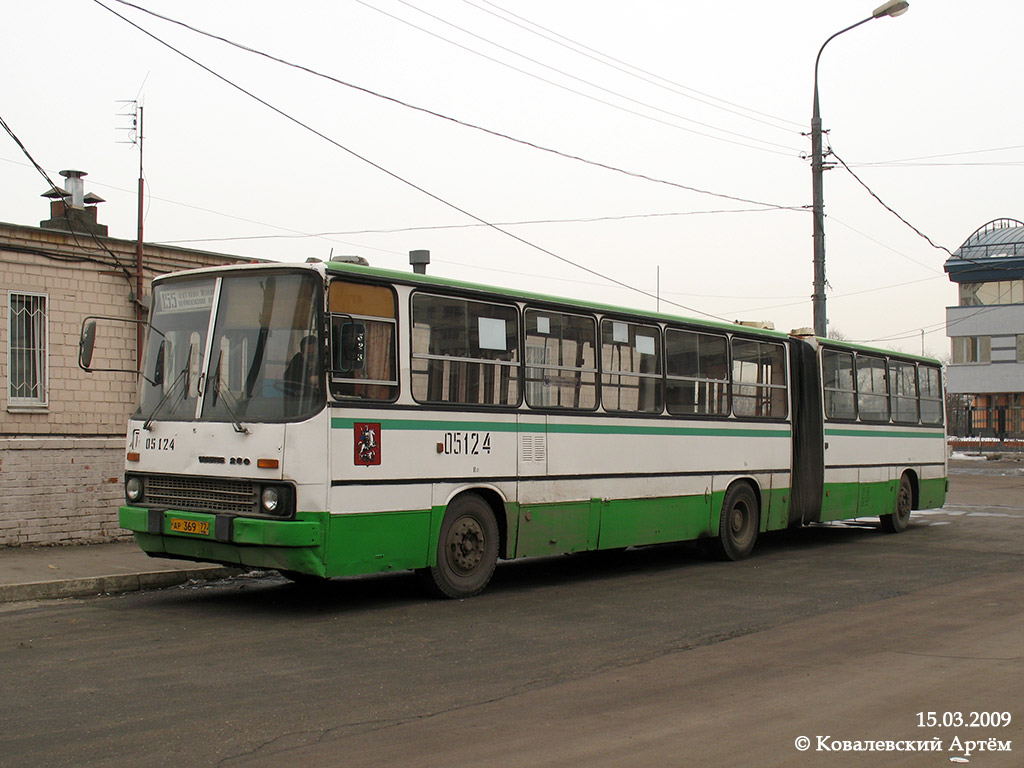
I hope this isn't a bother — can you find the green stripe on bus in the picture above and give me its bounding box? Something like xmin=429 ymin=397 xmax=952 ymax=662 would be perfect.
xmin=331 ymin=417 xmax=789 ymax=439
xmin=545 ymin=423 xmax=788 ymax=438
xmin=825 ymin=427 xmax=944 ymax=439
xmin=332 ymin=418 xmax=519 ymax=432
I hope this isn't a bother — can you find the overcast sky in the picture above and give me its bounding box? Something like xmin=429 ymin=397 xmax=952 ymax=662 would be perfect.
xmin=3 ymin=0 xmax=1020 ymax=357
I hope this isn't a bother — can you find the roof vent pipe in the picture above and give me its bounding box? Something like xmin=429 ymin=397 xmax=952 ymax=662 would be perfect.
xmin=60 ymin=169 xmax=88 ymax=209
xmin=410 ymin=249 xmax=430 ymax=275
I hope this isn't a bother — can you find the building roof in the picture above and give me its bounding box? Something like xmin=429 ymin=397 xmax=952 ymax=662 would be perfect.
xmin=944 ymin=218 xmax=1024 ymax=282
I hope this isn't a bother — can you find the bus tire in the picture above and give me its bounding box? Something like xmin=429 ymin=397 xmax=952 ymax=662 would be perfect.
xmin=707 ymin=483 xmax=759 ymax=561
xmin=880 ymin=474 xmax=913 ymax=533
xmin=426 ymin=493 xmax=499 ymax=599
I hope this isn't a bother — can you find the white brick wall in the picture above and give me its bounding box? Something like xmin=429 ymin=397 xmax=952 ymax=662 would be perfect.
xmin=0 ymin=437 xmax=127 ymax=545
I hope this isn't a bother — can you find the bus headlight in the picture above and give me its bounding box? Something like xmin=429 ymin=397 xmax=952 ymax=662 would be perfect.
xmin=261 ymin=486 xmax=281 ymax=514
xmin=125 ymin=476 xmax=144 ymax=504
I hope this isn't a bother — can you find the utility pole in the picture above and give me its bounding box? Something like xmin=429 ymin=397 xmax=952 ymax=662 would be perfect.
xmin=117 ymin=100 xmax=145 ymax=372
xmin=810 ymin=1 xmax=910 ymax=338
xmin=135 ymin=105 xmax=145 ymax=374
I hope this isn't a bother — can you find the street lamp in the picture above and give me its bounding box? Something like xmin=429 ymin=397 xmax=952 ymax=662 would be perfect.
xmin=811 ymin=0 xmax=909 ymax=338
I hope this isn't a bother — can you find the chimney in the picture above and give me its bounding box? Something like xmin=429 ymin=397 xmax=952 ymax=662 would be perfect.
xmin=40 ymin=169 xmax=108 ymax=236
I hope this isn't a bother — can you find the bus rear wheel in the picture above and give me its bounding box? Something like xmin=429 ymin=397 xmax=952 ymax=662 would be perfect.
xmin=705 ymin=483 xmax=759 ymax=561
xmin=880 ymin=474 xmax=913 ymax=533
xmin=426 ymin=493 xmax=499 ymax=599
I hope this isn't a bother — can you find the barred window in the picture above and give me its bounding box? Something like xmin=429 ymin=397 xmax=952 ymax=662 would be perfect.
xmin=665 ymin=328 xmax=729 ymax=416
xmin=856 ymin=355 xmax=890 ymax=422
xmin=731 ymin=339 xmax=787 ymax=419
xmin=8 ymin=292 xmax=48 ymax=408
xmin=524 ymin=309 xmax=597 ymax=410
xmin=411 ymin=293 xmax=519 ymax=406
xmin=822 ymin=348 xmax=856 ymax=420
xmin=600 ymin=319 xmax=662 ymax=413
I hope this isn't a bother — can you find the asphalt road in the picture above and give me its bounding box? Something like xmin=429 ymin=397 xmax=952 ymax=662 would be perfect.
xmin=2 ymin=459 xmax=1022 ymax=768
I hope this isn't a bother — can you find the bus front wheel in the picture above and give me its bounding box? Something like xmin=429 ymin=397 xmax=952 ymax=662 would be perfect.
xmin=426 ymin=493 xmax=499 ymax=599
xmin=705 ymin=483 xmax=759 ymax=561
xmin=880 ymin=474 xmax=913 ymax=533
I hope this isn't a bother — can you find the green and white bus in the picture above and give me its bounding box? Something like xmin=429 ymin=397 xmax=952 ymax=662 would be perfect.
xmin=102 ymin=259 xmax=947 ymax=598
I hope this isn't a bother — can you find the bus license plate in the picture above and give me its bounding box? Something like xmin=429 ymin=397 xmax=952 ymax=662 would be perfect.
xmin=170 ymin=518 xmax=210 ymax=536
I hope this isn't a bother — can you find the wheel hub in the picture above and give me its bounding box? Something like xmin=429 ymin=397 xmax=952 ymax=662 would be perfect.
xmin=731 ymin=508 xmax=744 ymax=533
xmin=448 ymin=518 xmax=485 ymax=573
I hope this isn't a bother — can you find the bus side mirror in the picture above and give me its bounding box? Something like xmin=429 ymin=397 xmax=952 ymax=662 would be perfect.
xmin=335 ymin=320 xmax=366 ymax=372
xmin=79 ymin=320 xmax=97 ymax=371
xmin=78 ymin=315 xmax=159 ymax=376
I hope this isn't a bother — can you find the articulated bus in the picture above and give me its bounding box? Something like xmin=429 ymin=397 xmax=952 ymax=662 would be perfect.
xmin=97 ymin=259 xmax=947 ymax=598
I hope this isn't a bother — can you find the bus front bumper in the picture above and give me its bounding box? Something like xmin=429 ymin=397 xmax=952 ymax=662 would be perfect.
xmin=119 ymin=506 xmax=326 ymax=575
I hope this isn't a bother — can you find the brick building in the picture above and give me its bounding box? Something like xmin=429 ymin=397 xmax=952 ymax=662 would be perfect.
xmin=1 ymin=173 xmax=249 ymax=545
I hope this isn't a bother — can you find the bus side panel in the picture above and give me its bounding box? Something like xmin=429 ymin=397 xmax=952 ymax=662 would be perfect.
xmin=858 ymin=467 xmax=893 ymax=516
xmin=322 ymin=509 xmax=432 ymax=577
xmin=596 ymin=492 xmax=713 ymax=550
xmin=919 ymin=475 xmax=947 ymax=510
xmin=764 ymin=477 xmax=791 ymax=532
xmin=514 ymin=500 xmax=593 ymax=558
xmin=820 ymin=470 xmax=860 ymax=522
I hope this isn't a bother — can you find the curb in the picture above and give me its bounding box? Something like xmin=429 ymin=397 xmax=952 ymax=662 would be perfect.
xmin=0 ymin=566 xmax=240 ymax=604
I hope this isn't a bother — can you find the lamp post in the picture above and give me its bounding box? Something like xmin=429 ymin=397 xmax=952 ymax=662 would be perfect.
xmin=811 ymin=0 xmax=909 ymax=338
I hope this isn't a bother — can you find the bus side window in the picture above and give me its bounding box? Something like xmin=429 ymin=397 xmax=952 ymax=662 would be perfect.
xmin=919 ymin=365 xmax=944 ymax=425
xmin=665 ymin=328 xmax=729 ymax=417
xmin=856 ymin=354 xmax=890 ymax=422
xmin=411 ymin=293 xmax=520 ymax=407
xmin=524 ymin=309 xmax=597 ymax=410
xmin=890 ymin=360 xmax=919 ymax=424
xmin=600 ymin=319 xmax=663 ymax=414
xmin=731 ymin=339 xmax=787 ymax=419
xmin=822 ymin=348 xmax=856 ymax=420
xmin=328 ymin=280 xmax=398 ymax=401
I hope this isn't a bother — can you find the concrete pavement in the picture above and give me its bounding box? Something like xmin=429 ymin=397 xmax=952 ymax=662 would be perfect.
xmin=0 ymin=539 xmax=238 ymax=603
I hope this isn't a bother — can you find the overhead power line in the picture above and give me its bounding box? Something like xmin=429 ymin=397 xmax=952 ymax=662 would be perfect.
xmin=107 ymin=0 xmax=805 ymax=212
xmin=831 ymin=148 xmax=955 ymax=258
xmin=726 ymin=274 xmax=944 ymax=317
xmin=351 ymin=0 xmax=800 ymax=157
xmin=368 ymin=0 xmax=802 ymax=154
xmin=833 ymin=145 xmax=1024 ymax=276
xmin=847 ymin=161 xmax=1024 ymax=168
xmin=857 ymin=300 xmax=1005 ymax=346
xmin=828 ymin=215 xmax=942 ymax=275
xmin=92 ymin=0 xmax=732 ymax=323
xmin=853 ymin=143 xmax=1024 ymax=167
xmin=153 ymin=208 xmax=782 ymax=245
xmin=461 ymin=0 xmax=804 ymax=133
xmin=0 ymin=112 xmax=136 ymax=287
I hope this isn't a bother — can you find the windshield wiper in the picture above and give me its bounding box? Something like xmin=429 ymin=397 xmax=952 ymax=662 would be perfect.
xmin=142 ymin=342 xmax=193 ymax=431
xmin=209 ymin=352 xmax=250 ymax=435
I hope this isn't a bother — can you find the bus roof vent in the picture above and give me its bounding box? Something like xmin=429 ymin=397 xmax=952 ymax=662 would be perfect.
xmin=734 ymin=320 xmax=775 ymax=330
xmin=332 ymin=255 xmax=369 ymax=266
xmin=789 ymin=327 xmax=816 ymax=338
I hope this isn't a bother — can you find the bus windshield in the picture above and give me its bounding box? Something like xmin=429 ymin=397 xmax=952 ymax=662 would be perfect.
xmin=137 ymin=270 xmax=324 ymax=424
